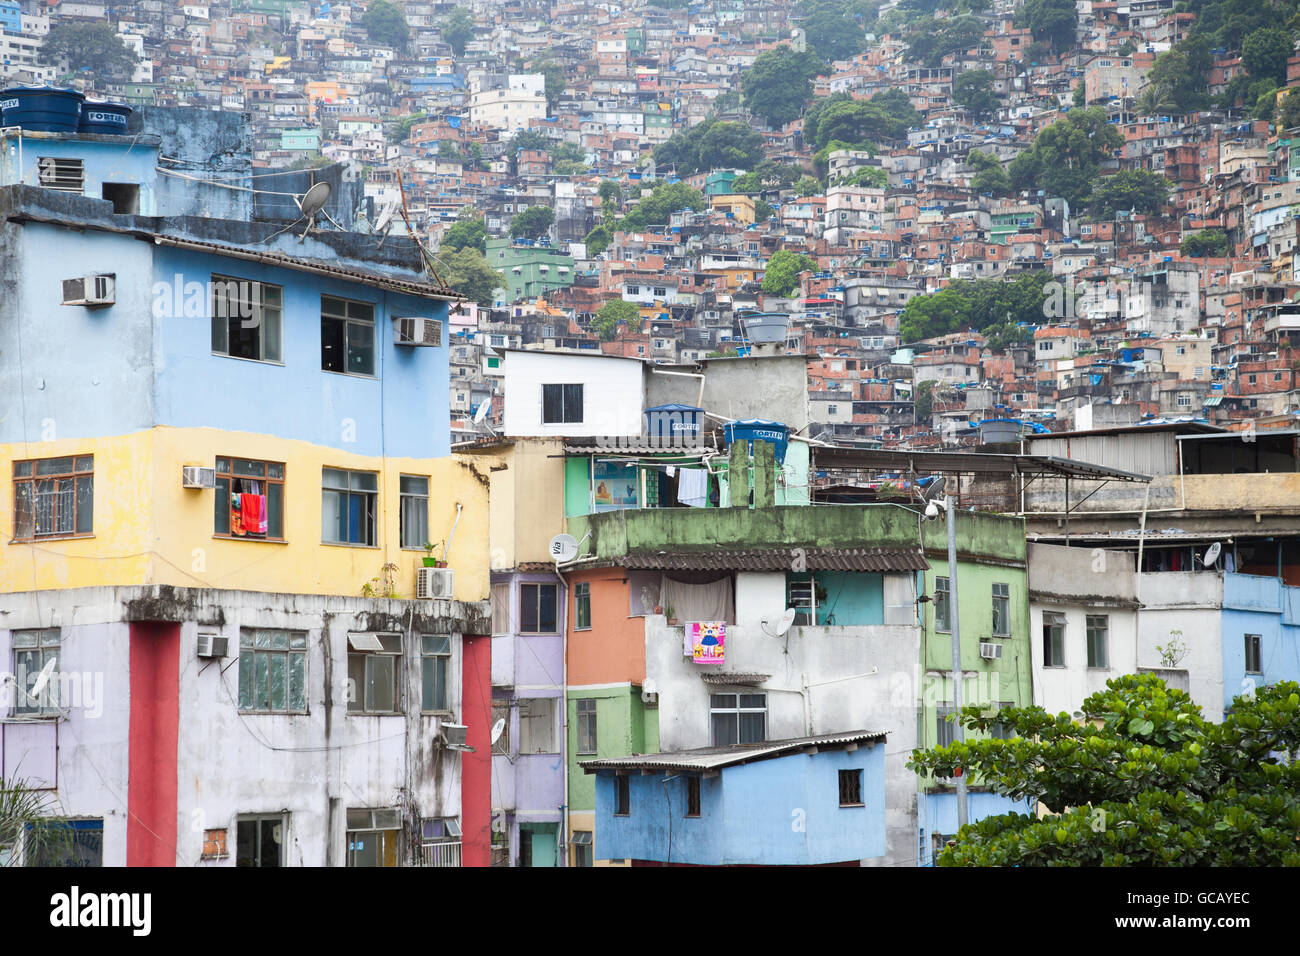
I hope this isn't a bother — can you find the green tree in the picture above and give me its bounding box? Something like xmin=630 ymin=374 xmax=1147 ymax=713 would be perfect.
xmin=812 ymin=97 xmax=915 ymax=151
xmin=442 ymin=6 xmax=475 ymax=57
xmin=983 ymin=318 xmax=1033 ymax=352
xmin=754 ymin=199 xmax=775 ymax=221
xmin=1242 ymin=26 xmax=1294 ymax=86
xmin=836 ymin=166 xmax=890 ymax=188
xmin=363 ymin=0 xmax=409 ymax=49
xmin=509 ymin=206 xmax=555 ymax=240
xmin=1015 ymin=0 xmax=1078 ymax=50
xmin=585 ymin=222 xmax=613 ymax=256
xmin=761 ymin=249 xmax=817 ymax=296
xmin=1073 ymin=83 xmax=1086 ymax=107
xmin=652 ymin=118 xmax=765 ymax=175
xmin=952 ymin=70 xmax=999 ymax=116
xmin=509 ymin=129 xmax=551 ymax=153
xmin=438 ymin=247 xmax=503 ymax=307
xmin=913 ymin=379 xmax=935 ymax=421
xmin=1280 ymin=88 xmax=1300 ymax=129
xmin=909 ymin=674 xmax=1300 ymax=866
xmin=442 ymin=212 xmax=487 ymax=254
xmin=591 ymin=299 xmax=640 ymax=340
xmin=905 ymin=14 xmax=985 ymax=67
xmin=968 ymin=150 xmax=1011 ymax=196
xmin=1009 ymin=107 xmax=1124 ymax=208
xmin=742 ymin=45 xmax=826 ymax=128
xmin=804 ymin=92 xmax=852 ymax=147
xmin=795 ymin=175 xmax=823 ymax=196
xmin=531 ymin=60 xmax=566 ymax=113
xmin=801 ymin=1 xmax=869 ymax=62
xmin=40 ymin=22 xmax=138 ymax=77
xmin=620 ymin=180 xmax=707 ymax=230
xmin=900 ymin=271 xmax=1057 ymax=342
xmin=1181 ymin=228 xmax=1230 ymax=257
xmin=1087 ymin=169 xmax=1172 ymax=218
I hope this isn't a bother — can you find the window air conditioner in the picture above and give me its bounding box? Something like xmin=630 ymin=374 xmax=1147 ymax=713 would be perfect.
xmin=62 ymin=274 xmax=116 ymax=307
xmin=979 ymin=641 xmax=1003 ymax=660
xmin=439 ymin=722 xmax=470 ymax=749
xmin=198 ymin=632 xmax=229 ymax=658
xmin=182 ymin=466 xmax=216 ymax=489
xmin=394 ymin=316 xmax=442 ymax=347
xmin=417 ymin=566 xmax=455 ymax=600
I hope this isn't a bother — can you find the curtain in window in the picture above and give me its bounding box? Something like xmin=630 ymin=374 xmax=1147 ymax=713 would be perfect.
xmin=661 ymin=575 xmax=734 ymax=626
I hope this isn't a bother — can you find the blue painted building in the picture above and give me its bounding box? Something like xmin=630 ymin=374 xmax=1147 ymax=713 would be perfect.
xmin=1220 ymin=571 xmax=1300 ymax=709
xmin=583 ymin=731 xmax=887 ymax=866
xmin=0 ymin=1 xmax=21 ymax=35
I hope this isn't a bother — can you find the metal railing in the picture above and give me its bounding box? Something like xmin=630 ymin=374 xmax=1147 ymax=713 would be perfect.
xmin=418 ymin=841 xmax=462 ymax=867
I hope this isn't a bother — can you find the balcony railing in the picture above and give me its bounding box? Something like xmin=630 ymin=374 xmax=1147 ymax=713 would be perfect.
xmin=418 ymin=841 xmax=462 ymax=867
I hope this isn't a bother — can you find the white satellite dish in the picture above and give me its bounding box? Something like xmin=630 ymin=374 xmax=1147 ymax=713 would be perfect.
xmin=762 ymin=607 xmax=797 ymax=638
xmin=473 ymin=399 xmax=491 ymax=424
xmin=373 ymin=200 xmax=398 ymax=247
xmin=28 ymin=657 xmax=57 ymax=702
xmin=490 ymin=717 xmax=506 ymax=745
xmin=294 ymin=181 xmax=339 ymax=242
xmin=549 ymin=533 xmax=579 ymax=563
xmin=1202 ymin=541 xmax=1222 ymax=566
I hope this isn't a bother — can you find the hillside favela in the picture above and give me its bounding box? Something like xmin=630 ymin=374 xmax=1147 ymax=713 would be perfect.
xmin=1 ymin=0 xmax=1299 ymax=877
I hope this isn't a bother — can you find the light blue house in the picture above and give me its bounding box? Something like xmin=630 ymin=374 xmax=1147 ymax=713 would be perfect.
xmin=1219 ymin=571 xmax=1300 ymax=709
xmin=583 ymin=731 xmax=887 ymax=866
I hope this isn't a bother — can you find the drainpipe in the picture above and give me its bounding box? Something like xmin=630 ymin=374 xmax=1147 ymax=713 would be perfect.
xmin=554 ymin=561 xmax=569 ymax=866
xmin=444 ymin=502 xmax=463 ymax=562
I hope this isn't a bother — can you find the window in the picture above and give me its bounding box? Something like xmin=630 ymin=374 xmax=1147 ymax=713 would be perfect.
xmin=1086 ymin=614 xmax=1109 ymax=668
xmin=421 ymin=635 xmax=451 ymax=713
xmin=934 ymin=576 xmax=951 ymax=632
xmin=37 ymin=156 xmax=83 ymax=193
xmin=346 ymin=808 xmax=401 ymax=867
xmin=991 ymin=582 xmax=1011 ymax=636
xmin=399 ymin=475 xmax=429 ymax=549
xmin=1176 ymin=393 xmax=1192 ymax=408
xmin=1042 ymin=612 xmax=1066 ymax=667
xmin=838 ymin=769 xmax=864 ymax=807
xmin=788 ymin=576 xmax=815 ymax=626
xmin=1245 ymin=633 xmax=1263 ymax=674
xmin=541 ymin=383 xmax=583 ymax=424
xmin=709 ymin=693 xmax=766 ymax=746
xmin=12 ymin=629 xmax=60 ymax=716
xmin=12 ymin=456 xmax=93 ymax=540
xmin=626 ymin=285 xmax=640 ymax=295
xmin=653 ymin=287 xmax=666 ymax=297
xmin=322 ymin=468 xmax=378 ymax=546
xmin=685 ymin=777 xmax=701 ymax=817
xmin=614 ymin=775 xmax=630 ymax=815
xmin=420 ymin=817 xmax=462 ymax=866
xmin=22 ymin=819 xmax=103 ymax=867
xmin=215 ymin=457 xmax=284 ymax=539
xmin=491 ymin=699 xmax=511 ymax=754
xmin=321 ymin=295 xmax=376 ymax=375
xmin=574 ymin=582 xmax=591 ymax=630
xmin=520 ymin=583 xmax=558 ymax=633
xmin=519 ymin=697 xmax=557 ymax=753
xmin=346 ymin=634 xmax=401 ymax=714
xmin=236 ymin=814 xmax=285 ymax=867
xmin=211 ymin=276 xmax=282 ymax=363
xmin=570 ymin=830 xmax=593 ymax=866
xmin=490 ymin=583 xmax=510 ymax=634
xmin=990 ymin=702 xmax=1016 ymax=740
xmin=936 ymin=703 xmax=955 ymax=747
xmin=827 ymin=404 xmax=838 ymax=415
xmin=238 ymin=629 xmax=308 ymax=713
xmin=576 ymin=697 xmax=597 ymax=754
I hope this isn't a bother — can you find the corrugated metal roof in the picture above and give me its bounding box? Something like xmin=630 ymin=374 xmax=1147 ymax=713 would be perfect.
xmin=579 ymin=730 xmax=889 ymax=774
xmin=697 ymin=672 xmax=770 ymax=685
xmin=616 ymin=547 xmax=929 ymax=572
xmin=813 ymin=446 xmax=1151 ymax=481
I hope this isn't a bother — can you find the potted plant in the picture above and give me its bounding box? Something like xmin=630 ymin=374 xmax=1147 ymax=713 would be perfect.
xmin=423 ymin=541 xmax=447 ymax=568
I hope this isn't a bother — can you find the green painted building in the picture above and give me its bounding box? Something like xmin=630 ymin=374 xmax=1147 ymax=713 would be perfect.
xmin=486 ymin=237 xmax=576 ymax=306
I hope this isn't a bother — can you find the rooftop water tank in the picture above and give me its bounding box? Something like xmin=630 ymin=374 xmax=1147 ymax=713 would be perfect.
xmin=725 ymin=419 xmax=790 ymax=464
xmin=740 ymin=311 xmax=789 ymax=344
xmin=78 ymin=101 xmax=132 ymax=135
xmin=1 ymin=87 xmax=85 ymax=132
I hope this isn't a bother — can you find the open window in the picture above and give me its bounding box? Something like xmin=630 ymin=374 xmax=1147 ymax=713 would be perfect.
xmin=346 ymin=808 xmax=401 ymax=867
xmin=347 ymin=633 xmax=403 ymax=715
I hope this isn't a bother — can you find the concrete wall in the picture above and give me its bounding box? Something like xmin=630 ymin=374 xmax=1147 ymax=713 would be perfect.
xmin=0 ymin=586 xmax=487 ymax=866
xmin=1136 ymin=571 xmax=1225 ymax=720
xmin=502 ymin=350 xmax=644 ymax=437
xmin=1221 ymin=571 xmax=1300 ymax=710
xmin=645 ymin=354 xmax=810 ymax=431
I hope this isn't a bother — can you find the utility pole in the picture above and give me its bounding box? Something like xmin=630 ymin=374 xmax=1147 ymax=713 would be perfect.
xmin=946 ymin=488 xmax=968 ymax=831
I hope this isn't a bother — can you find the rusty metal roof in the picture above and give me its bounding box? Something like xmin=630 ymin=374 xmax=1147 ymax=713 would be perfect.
xmin=615 ymin=547 xmax=929 ymax=572
xmin=580 ymin=730 xmax=888 ymax=774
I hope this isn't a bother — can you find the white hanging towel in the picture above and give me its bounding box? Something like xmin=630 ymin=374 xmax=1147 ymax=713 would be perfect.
xmin=676 ymin=467 xmax=708 ymax=507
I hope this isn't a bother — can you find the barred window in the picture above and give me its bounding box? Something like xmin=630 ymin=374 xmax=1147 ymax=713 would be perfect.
xmin=12 ymin=456 xmax=93 ymax=540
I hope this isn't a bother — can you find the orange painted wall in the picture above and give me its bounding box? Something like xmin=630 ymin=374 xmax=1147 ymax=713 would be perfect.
xmin=567 ymin=567 xmax=646 ymax=686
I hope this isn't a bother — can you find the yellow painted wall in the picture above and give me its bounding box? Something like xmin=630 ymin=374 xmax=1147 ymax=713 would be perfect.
xmin=1 ymin=427 xmax=491 ymax=602
xmin=466 ymin=439 xmax=567 ymax=570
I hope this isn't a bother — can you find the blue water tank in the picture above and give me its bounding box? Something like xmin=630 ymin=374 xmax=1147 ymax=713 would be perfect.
xmin=1 ymin=87 xmax=84 ymax=132
xmin=78 ymin=101 xmax=132 ymax=135
xmin=645 ymin=403 xmax=703 ymax=440
xmin=725 ymin=419 xmax=790 ymax=464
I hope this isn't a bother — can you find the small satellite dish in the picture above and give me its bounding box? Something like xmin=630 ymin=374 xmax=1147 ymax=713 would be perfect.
xmin=29 ymin=657 xmax=57 ymax=702
xmin=373 ymin=200 xmax=398 ymax=247
xmin=762 ymin=607 xmax=798 ymax=638
xmin=490 ymin=718 xmax=506 ymax=745
xmin=298 ymin=181 xmax=332 ymax=219
xmin=1202 ymin=541 xmax=1222 ymax=566
xmin=473 ymin=399 xmax=491 ymax=424
xmin=549 ymin=533 xmax=579 ymax=563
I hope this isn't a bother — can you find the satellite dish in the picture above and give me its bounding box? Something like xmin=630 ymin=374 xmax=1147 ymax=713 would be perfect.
xmin=490 ymin=718 xmax=506 ymax=745
xmin=298 ymin=181 xmax=332 ymax=219
xmin=763 ymin=607 xmax=797 ymax=638
xmin=473 ymin=399 xmax=491 ymax=424
xmin=28 ymin=657 xmax=57 ymax=702
xmin=374 ymin=200 xmax=396 ymax=234
xmin=549 ymin=533 xmax=579 ymax=563
xmin=1202 ymin=541 xmax=1222 ymax=566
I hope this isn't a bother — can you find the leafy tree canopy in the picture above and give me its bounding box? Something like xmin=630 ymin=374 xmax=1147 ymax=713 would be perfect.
xmin=652 ymin=118 xmax=765 ymax=176
xmin=585 ymin=222 xmax=613 ymax=257
xmin=741 ymin=45 xmax=827 ymax=128
xmin=363 ymin=0 xmax=409 ymax=49
xmin=1014 ymin=0 xmax=1078 ymax=50
xmin=442 ymin=6 xmax=475 ymax=57
xmin=909 ymin=674 xmax=1300 ymax=866
xmin=968 ymin=149 xmax=1012 ymax=196
xmin=591 ymin=298 xmax=640 ymax=340
xmin=620 ymin=180 xmax=707 ymax=231
xmin=905 ymin=14 xmax=986 ymax=68
xmin=40 ymin=22 xmax=138 ymax=77
xmin=761 ymin=249 xmax=817 ymax=296
xmin=442 ymin=214 xmax=487 ymax=254
xmin=1087 ymin=169 xmax=1172 ymax=218
xmin=1009 ymin=107 xmax=1124 ymax=208
xmin=952 ymin=70 xmax=999 ymax=117
xmin=899 ymin=271 xmax=1056 ymax=342
xmin=1242 ymin=26 xmax=1294 ymax=86
xmin=1181 ymin=228 xmax=1230 ymax=257
xmin=799 ymin=0 xmax=869 ymax=62
xmin=509 ymin=205 xmax=555 ymax=240
xmin=440 ymin=247 xmax=503 ymax=307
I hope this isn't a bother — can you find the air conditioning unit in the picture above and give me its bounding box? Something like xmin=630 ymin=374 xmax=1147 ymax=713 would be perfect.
xmin=197 ymin=632 xmax=229 ymax=658
xmin=416 ymin=566 xmax=455 ymax=600
xmin=394 ymin=316 xmax=443 ymax=347
xmin=439 ymin=722 xmax=470 ymax=749
xmin=182 ymin=465 xmax=216 ymax=489
xmin=979 ymin=641 xmax=1003 ymax=660
xmin=61 ymin=275 xmax=115 ymax=308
